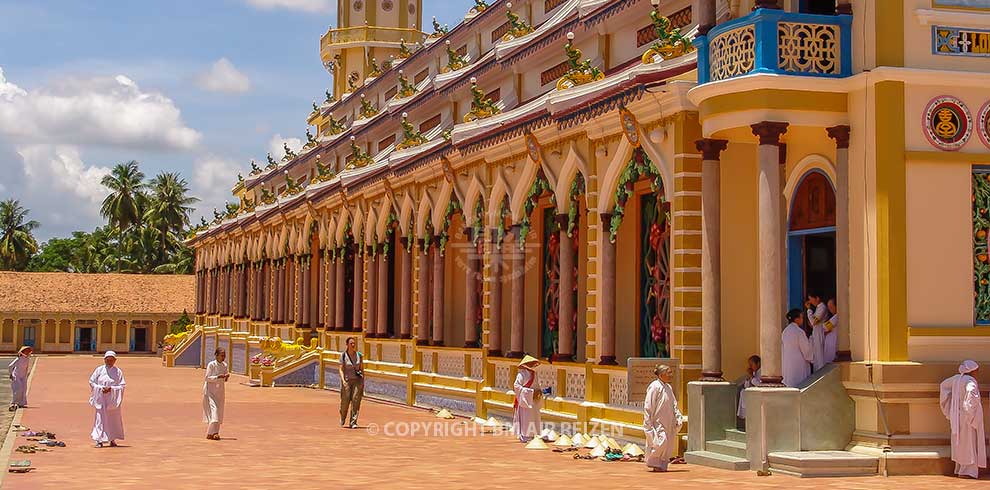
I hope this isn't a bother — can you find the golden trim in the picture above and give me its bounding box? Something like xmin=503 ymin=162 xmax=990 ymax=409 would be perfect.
xmin=905 ymin=150 xmax=990 ymax=163
xmin=910 ymin=326 xmax=990 ymax=336
xmin=699 ymin=89 xmax=847 ymax=119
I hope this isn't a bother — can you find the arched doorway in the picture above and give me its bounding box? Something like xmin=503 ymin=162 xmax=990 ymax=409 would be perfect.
xmin=787 ymin=171 xmax=837 ymax=309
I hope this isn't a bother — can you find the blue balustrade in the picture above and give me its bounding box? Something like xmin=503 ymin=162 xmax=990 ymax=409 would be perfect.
xmin=695 ymin=9 xmax=852 ymax=84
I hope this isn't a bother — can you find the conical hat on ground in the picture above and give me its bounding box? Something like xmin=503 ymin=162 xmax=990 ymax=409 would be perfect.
xmin=525 ymin=437 xmax=549 ymax=449
xmin=553 ymin=434 xmax=574 ymax=447
xmin=570 ymin=433 xmax=586 ymax=445
xmin=624 ymin=443 xmax=645 ymax=457
xmin=589 ymin=445 xmax=607 ymax=458
xmin=540 ymin=428 xmax=551 ymax=438
xmin=606 ymin=437 xmax=622 ymax=451
xmin=583 ymin=437 xmax=601 ymax=449
xmin=435 ymin=408 xmax=454 ymax=419
xmin=544 ymin=429 xmax=559 ymax=442
xmin=597 ymin=434 xmax=609 ymax=443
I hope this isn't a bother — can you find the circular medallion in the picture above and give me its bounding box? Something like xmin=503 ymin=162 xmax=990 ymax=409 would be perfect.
xmin=923 ymin=95 xmax=971 ymax=151
xmin=620 ymin=108 xmax=640 ymax=147
xmin=979 ymin=101 xmax=990 ymax=150
xmin=526 ymin=133 xmax=541 ymax=162
xmin=408 ymin=2 xmax=416 ymax=15
xmin=353 ymin=0 xmax=363 ymax=11
xmin=382 ymin=0 xmax=393 ymax=11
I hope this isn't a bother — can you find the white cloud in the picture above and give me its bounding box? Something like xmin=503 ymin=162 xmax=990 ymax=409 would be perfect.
xmin=192 ymin=155 xmax=243 ymax=221
xmin=196 ymin=58 xmax=251 ymax=94
xmin=0 ymin=66 xmax=201 ymax=151
xmin=243 ymin=0 xmax=334 ymax=13
xmin=268 ymin=133 xmax=304 ymax=161
xmin=7 ymin=144 xmax=110 ymax=237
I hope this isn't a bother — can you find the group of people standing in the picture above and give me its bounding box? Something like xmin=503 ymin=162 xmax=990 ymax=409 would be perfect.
xmin=781 ymin=293 xmax=839 ymax=388
xmin=512 ymin=355 xmax=683 ymax=472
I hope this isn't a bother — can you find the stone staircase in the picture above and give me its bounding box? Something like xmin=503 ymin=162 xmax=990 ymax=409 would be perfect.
xmin=684 ymin=428 xmax=750 ymax=470
xmin=768 ymin=450 xmax=878 ymax=477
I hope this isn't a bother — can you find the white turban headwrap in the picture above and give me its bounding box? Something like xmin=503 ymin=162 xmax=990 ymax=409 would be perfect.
xmin=948 ymin=360 xmax=980 ymax=441
xmin=104 ymin=351 xmax=117 ymax=359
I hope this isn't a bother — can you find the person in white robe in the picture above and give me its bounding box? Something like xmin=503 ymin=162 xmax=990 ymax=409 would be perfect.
xmin=512 ymin=355 xmax=543 ymax=442
xmin=806 ymin=294 xmax=829 ymax=371
xmin=781 ymin=308 xmax=814 ymax=387
xmin=8 ymin=346 xmax=31 ymax=410
xmin=939 ymin=360 xmax=986 ymax=479
xmin=822 ymin=299 xmax=838 ymax=364
xmin=643 ymin=364 xmax=683 ymax=472
xmin=203 ymin=348 xmax=229 ymax=440
xmin=737 ymin=355 xmax=761 ymax=420
xmin=89 ymin=351 xmax=126 ymax=448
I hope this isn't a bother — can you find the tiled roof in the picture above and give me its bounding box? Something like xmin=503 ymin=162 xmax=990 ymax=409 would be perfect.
xmin=0 ymin=272 xmax=195 ymax=315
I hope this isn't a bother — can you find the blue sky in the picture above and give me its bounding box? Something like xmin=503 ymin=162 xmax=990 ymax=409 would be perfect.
xmin=0 ymin=0 xmax=463 ymax=240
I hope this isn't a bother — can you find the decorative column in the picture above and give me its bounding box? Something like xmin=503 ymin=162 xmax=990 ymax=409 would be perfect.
xmin=599 ymin=214 xmax=617 ymax=365
xmin=276 ymin=260 xmax=285 ymax=323
xmin=417 ymin=239 xmax=431 ymax=345
xmin=827 ymin=125 xmax=851 ymax=361
xmin=752 ymin=121 xmax=789 ymax=386
xmin=507 ymin=225 xmax=525 ymax=358
xmin=366 ymin=246 xmax=378 ymax=337
xmin=556 ymin=214 xmax=575 ymax=362
xmin=464 ymin=230 xmax=480 ymax=348
xmin=377 ymin=245 xmax=389 ymax=337
xmin=352 ymin=248 xmax=364 ymax=332
xmin=431 ymin=238 xmax=445 ymax=346
xmin=301 ymin=256 xmax=311 ymax=328
xmin=488 ymin=231 xmax=503 ymax=357
xmin=317 ymin=251 xmax=326 ymax=328
xmin=399 ymin=240 xmax=412 ymax=338
xmin=698 ymin=138 xmax=728 ymax=381
xmin=326 ymin=251 xmax=337 ymax=330
xmin=334 ymin=251 xmax=345 ymax=330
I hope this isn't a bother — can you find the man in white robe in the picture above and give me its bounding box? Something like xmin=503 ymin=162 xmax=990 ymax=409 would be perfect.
xmin=8 ymin=346 xmax=31 ymax=410
xmin=203 ymin=348 xmax=229 ymax=439
xmin=89 ymin=351 xmax=125 ymax=447
xmin=644 ymin=364 xmax=683 ymax=472
xmin=939 ymin=360 xmax=986 ymax=479
xmin=806 ymin=294 xmax=829 ymax=371
xmin=823 ymin=299 xmax=838 ymax=364
xmin=512 ymin=355 xmax=543 ymax=442
xmin=781 ymin=309 xmax=814 ymax=387
xmin=737 ymin=355 xmax=761 ymax=420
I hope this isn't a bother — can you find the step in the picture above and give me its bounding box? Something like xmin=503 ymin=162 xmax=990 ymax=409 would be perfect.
xmin=768 ymin=451 xmax=879 ymax=478
xmin=706 ymin=439 xmax=748 ymax=458
xmin=684 ymin=450 xmax=750 ymax=471
xmin=724 ymin=428 xmax=747 ymax=443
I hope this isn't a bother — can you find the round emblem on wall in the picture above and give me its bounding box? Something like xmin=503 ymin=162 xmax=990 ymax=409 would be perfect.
xmin=353 ymin=0 xmax=363 ymax=11
xmin=978 ymin=101 xmax=990 ymax=150
xmin=525 ymin=133 xmax=541 ymax=163
xmin=408 ymin=2 xmax=416 ymax=15
xmin=923 ymin=95 xmax=971 ymax=151
xmin=382 ymin=0 xmax=393 ymax=11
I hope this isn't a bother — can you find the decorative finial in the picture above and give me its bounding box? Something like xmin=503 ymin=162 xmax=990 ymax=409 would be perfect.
xmin=402 ymin=112 xmax=408 ymax=118
xmin=567 ymin=31 xmax=575 ymax=40
xmin=350 ymin=136 xmax=356 ymax=141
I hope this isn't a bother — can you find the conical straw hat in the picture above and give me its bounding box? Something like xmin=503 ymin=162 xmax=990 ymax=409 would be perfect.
xmin=435 ymin=408 xmax=454 ymax=419
xmin=589 ymin=445 xmax=607 ymax=458
xmin=518 ymin=355 xmax=540 ymax=368
xmin=553 ymin=434 xmax=573 ymax=447
xmin=583 ymin=437 xmax=601 ymax=449
xmin=525 ymin=437 xmax=550 ymax=450
xmin=606 ymin=437 xmax=622 ymax=451
xmin=484 ymin=417 xmax=500 ymax=427
xmin=621 ymin=442 xmax=633 ymax=453
xmin=597 ymin=434 xmax=609 ymax=443
xmin=624 ymin=443 xmax=645 ymax=457
xmin=473 ymin=417 xmax=487 ymax=425
xmin=570 ymin=433 xmax=586 ymax=446
xmin=544 ymin=429 xmax=559 ymax=442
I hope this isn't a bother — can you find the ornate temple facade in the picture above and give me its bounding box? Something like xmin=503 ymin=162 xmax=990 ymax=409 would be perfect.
xmin=174 ymin=0 xmax=990 ymax=477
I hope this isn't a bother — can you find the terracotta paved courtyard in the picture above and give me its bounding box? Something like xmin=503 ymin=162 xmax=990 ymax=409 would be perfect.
xmin=3 ymin=356 xmax=986 ymax=489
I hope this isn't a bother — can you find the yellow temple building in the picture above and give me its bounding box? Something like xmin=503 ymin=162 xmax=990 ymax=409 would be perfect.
xmin=0 ymin=272 xmax=194 ymax=353
xmin=172 ymin=0 xmax=990 ymax=477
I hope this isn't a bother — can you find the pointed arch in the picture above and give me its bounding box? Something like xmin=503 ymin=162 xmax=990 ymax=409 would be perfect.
xmin=487 ymin=170 xmax=511 ymax=228
xmin=415 ymin=193 xmax=434 ymax=237
xmin=463 ymin=173 xmax=486 ymax=226
xmin=399 ymin=192 xmax=416 ymax=237
xmin=553 ymin=142 xmax=590 ymax=213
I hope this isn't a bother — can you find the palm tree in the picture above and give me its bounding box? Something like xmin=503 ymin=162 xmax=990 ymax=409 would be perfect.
xmin=100 ymin=161 xmax=147 ymax=272
xmin=0 ymin=199 xmax=40 ymax=271
xmin=145 ymin=172 xmax=198 ymax=264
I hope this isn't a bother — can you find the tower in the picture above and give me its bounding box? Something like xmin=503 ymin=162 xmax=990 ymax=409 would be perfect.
xmin=320 ymin=0 xmax=425 ymax=101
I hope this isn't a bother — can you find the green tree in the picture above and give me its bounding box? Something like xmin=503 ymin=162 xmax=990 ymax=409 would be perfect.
xmin=0 ymin=199 xmax=40 ymax=271
xmin=27 ymin=235 xmax=80 ymax=271
xmin=145 ymin=172 xmax=198 ymax=264
xmin=100 ymin=161 xmax=147 ymax=272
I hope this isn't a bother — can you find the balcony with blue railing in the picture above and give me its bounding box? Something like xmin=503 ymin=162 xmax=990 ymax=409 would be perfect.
xmin=695 ymin=9 xmax=852 ymax=84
